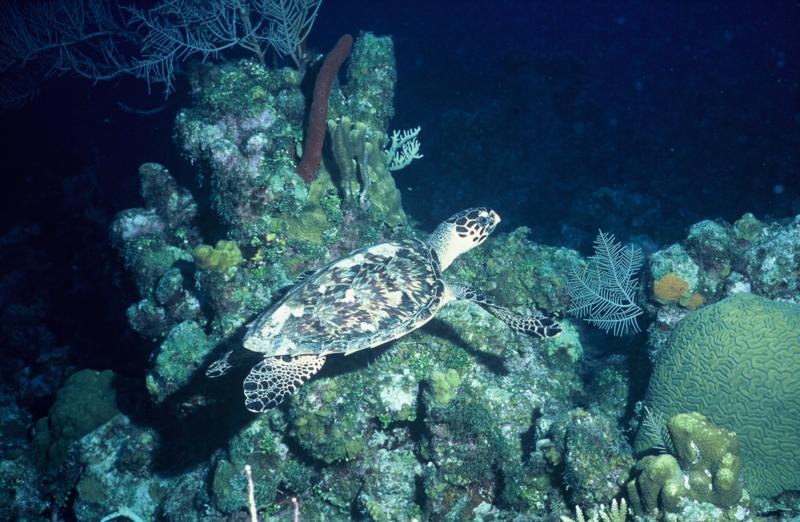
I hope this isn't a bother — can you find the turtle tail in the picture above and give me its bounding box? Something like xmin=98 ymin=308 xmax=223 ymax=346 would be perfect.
xmin=206 ymin=348 xmax=261 ymax=378
xmin=206 ymin=350 xmax=235 ymax=378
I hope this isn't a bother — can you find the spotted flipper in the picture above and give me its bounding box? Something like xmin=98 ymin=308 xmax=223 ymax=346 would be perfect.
xmin=243 ymin=355 xmax=326 ymax=412
xmin=449 ymin=282 xmax=562 ymax=338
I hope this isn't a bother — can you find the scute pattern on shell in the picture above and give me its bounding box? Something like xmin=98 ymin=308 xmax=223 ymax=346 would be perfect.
xmin=243 ymin=239 xmax=443 ymax=356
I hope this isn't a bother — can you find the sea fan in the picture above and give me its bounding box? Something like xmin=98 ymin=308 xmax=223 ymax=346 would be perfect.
xmin=567 ymin=231 xmax=643 ymax=336
xmin=641 ymin=405 xmax=677 ymax=455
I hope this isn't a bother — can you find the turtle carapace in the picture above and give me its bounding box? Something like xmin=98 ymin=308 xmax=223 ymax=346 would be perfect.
xmin=207 ymin=208 xmax=562 ymax=412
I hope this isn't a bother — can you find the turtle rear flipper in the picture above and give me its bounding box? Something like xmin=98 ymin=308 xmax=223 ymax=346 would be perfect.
xmin=448 ymin=282 xmax=562 ymax=338
xmin=243 ymin=355 xmax=326 ymax=412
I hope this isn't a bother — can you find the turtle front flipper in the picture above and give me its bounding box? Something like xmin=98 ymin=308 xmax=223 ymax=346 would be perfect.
xmin=448 ymin=282 xmax=563 ymax=339
xmin=482 ymin=303 xmax=563 ymax=338
xmin=243 ymin=355 xmax=327 ymax=412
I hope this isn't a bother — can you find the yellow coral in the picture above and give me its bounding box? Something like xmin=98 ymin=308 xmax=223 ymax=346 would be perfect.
xmin=653 ymin=273 xmax=689 ymax=303
xmin=192 ymin=240 xmax=242 ymax=272
xmin=679 ymin=292 xmax=705 ymax=310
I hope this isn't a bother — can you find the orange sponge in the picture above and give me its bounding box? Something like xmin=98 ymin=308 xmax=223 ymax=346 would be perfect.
xmin=654 ymin=272 xmax=689 ymax=303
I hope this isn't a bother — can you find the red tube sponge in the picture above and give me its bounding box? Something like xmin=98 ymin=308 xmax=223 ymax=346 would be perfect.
xmin=296 ymin=34 xmax=354 ymax=182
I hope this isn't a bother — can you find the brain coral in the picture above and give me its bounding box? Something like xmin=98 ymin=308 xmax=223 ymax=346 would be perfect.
xmin=637 ymin=293 xmax=800 ymax=497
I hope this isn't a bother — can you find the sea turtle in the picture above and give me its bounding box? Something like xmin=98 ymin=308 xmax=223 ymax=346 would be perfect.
xmin=207 ymin=208 xmax=562 ymax=412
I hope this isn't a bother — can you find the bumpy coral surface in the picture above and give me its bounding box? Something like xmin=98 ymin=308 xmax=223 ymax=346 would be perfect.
xmin=649 ymin=244 xmax=700 ymax=297
xmin=740 ymin=215 xmax=800 ymax=299
xmin=628 ymin=412 xmax=741 ymax=514
xmin=550 ymin=409 xmax=634 ymax=510
xmin=192 ymin=240 xmax=242 ymax=272
xmin=71 ymin=415 xmax=210 ymax=521
xmin=145 ymin=320 xmax=212 ymax=403
xmin=32 ymin=369 xmax=120 ymax=470
xmin=638 ymin=293 xmax=800 ymax=496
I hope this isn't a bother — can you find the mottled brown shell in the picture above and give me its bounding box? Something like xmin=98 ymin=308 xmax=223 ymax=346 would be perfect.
xmin=243 ymin=239 xmax=444 ymax=357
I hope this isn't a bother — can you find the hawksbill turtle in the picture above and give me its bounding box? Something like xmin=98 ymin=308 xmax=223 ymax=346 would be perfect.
xmin=207 ymin=208 xmax=562 ymax=412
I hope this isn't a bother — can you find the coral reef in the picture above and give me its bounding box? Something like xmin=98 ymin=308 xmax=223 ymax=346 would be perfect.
xmin=342 ymin=32 xmax=397 ymax=131
xmin=627 ymin=412 xmax=742 ymax=516
xmin=192 ymin=240 xmax=243 ymax=272
xmin=175 ymin=34 xmax=405 ymax=246
xmin=652 ymin=272 xmax=689 ymax=304
xmin=70 ymin=415 xmax=210 ymax=521
xmin=326 ymin=116 xmax=404 ymax=226
xmin=644 ymin=212 xmax=800 ymax=361
xmin=562 ymin=498 xmax=628 ymax=522
xmin=325 ymin=32 xmax=405 ymax=228
xmin=684 ymin=219 xmax=736 ymax=271
xmin=108 ymin=33 xmax=417 ymax=414
xmin=138 ymin=162 xmax=198 ymax=238
xmin=145 ymin=320 xmax=211 ymax=403
xmin=548 ymin=409 xmax=634 ymax=511
xmin=454 ymin=226 xmax=574 ymax=317
xmin=4 ymin=1 xmax=799 ymax=519
xmin=740 ymin=215 xmax=800 ymax=299
xmin=175 ymin=60 xmax=317 ymax=242
xmin=91 ymin=34 xmax=606 ymax=522
xmin=648 ymin=214 xmax=800 ymax=310
xmin=649 ymin=244 xmax=701 ymax=301
xmin=37 ymin=20 xmax=800 ymax=522
xmin=191 ymin=262 xmax=578 ymax=520
xmin=0 ymin=400 xmax=47 ymax=520
xmin=733 ymin=212 xmax=762 ymax=241
xmin=32 ymin=370 xmax=121 ymax=470
xmin=637 ymin=294 xmax=800 ymax=497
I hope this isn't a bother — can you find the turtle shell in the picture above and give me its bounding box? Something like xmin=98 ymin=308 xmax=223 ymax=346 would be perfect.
xmin=243 ymin=238 xmax=444 ymax=357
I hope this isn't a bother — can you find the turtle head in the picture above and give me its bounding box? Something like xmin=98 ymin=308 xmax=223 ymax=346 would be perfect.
xmin=428 ymin=207 xmax=501 ymax=269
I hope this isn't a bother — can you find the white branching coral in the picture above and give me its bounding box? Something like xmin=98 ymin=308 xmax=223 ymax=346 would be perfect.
xmin=386 ymin=127 xmax=423 ymax=171
xmin=561 ymin=498 xmax=628 ymax=522
xmin=567 ymin=230 xmax=643 ymax=336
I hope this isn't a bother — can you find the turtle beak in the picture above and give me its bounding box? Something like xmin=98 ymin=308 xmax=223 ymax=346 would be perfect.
xmin=481 ymin=210 xmax=500 ymax=235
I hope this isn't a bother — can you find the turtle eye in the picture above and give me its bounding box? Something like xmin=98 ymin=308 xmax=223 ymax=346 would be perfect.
xmin=477 ymin=215 xmax=490 ymax=226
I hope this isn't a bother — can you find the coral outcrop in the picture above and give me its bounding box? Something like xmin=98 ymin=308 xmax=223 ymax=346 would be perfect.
xmin=637 ymin=294 xmax=800 ymax=497
xmin=32 ymin=370 xmax=121 ymax=470
xmin=70 ymin=32 xmax=640 ymax=522
xmin=548 ymin=409 xmax=634 ymax=511
xmin=628 ymin=412 xmax=742 ymax=516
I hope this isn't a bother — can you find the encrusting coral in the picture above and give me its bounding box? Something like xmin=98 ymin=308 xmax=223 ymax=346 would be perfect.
xmin=652 ymin=272 xmax=689 ymax=303
xmin=192 ymin=240 xmax=242 ymax=272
